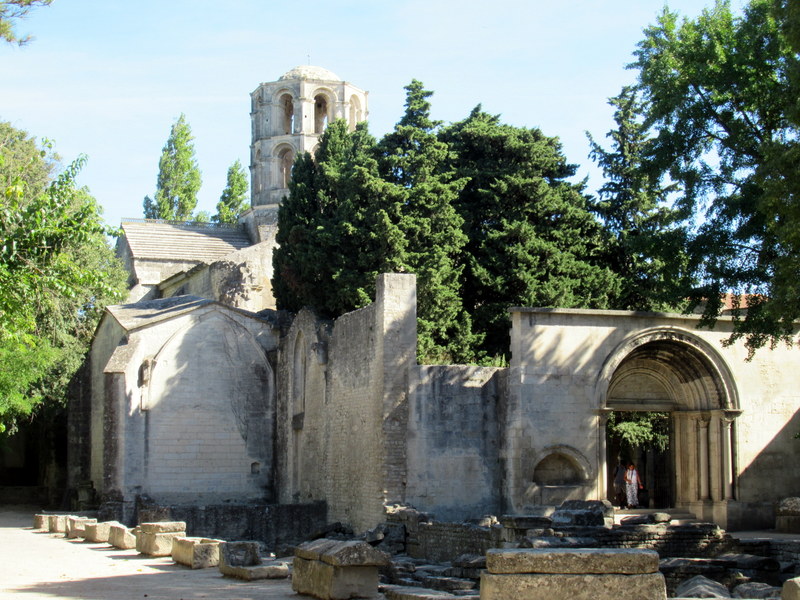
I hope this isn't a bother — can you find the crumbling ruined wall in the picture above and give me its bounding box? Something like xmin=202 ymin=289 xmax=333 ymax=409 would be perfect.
xmin=159 ymin=240 xmax=276 ymax=312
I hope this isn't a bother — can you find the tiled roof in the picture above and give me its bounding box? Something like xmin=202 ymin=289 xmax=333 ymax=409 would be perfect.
xmin=120 ymin=220 xmax=252 ymax=263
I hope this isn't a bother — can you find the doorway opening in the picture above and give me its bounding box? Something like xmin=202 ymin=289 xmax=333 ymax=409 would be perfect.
xmin=606 ymin=411 xmax=672 ymax=508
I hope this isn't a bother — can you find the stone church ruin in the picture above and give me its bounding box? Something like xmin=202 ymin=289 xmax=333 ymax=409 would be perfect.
xmin=65 ymin=66 xmax=800 ymax=547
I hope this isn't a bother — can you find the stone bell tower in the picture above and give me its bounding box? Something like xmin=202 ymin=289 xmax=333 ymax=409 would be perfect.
xmin=240 ymin=65 xmax=369 ymax=241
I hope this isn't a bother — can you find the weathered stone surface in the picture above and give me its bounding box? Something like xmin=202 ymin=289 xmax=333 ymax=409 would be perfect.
xmin=783 ymin=577 xmax=800 ymax=600
xmin=520 ymin=536 xmax=598 ymax=549
xmin=500 ymin=515 xmax=554 ymax=530
xmin=295 ymin=538 xmax=344 ymax=561
xmin=219 ymin=559 xmax=290 ymax=580
xmin=220 ymin=541 xmax=262 ymax=566
xmin=33 ymin=514 xmax=49 ymax=530
xmin=66 ymin=517 xmax=97 ymax=539
xmin=108 ymin=525 xmax=138 ymax=549
xmin=83 ymin=521 xmax=122 ymax=543
xmin=138 ymin=521 xmax=186 ymax=534
xmin=674 ymin=574 xmax=731 ymax=598
xmin=217 ymin=541 xmax=287 ymax=580
xmin=136 ymin=530 xmax=184 ymax=556
xmin=48 ymin=515 xmax=68 ymax=533
xmin=716 ymin=553 xmax=780 ymax=571
xmin=777 ymin=497 xmax=800 ymax=516
xmin=731 ymin=581 xmax=781 ymax=598
xmin=171 ymin=537 xmax=223 ymax=569
xmin=551 ymin=501 xmax=614 ymax=528
xmin=292 ymin=555 xmax=379 ymax=600
xmin=320 ymin=540 xmax=390 ymax=568
xmin=480 ymin=571 xmax=667 ymax=600
xmin=381 ymin=584 xmax=459 ymax=599
xmin=486 ymin=548 xmax=659 ymax=575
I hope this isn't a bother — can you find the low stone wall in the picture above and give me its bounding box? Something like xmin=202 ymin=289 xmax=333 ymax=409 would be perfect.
xmin=105 ymin=501 xmax=327 ymax=555
xmin=406 ymin=520 xmax=736 ymax=562
xmin=408 ymin=522 xmax=502 ymax=562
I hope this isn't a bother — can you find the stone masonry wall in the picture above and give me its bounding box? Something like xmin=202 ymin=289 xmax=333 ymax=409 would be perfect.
xmin=406 ymin=365 xmax=505 ymax=521
xmin=325 ymin=300 xmax=384 ymax=532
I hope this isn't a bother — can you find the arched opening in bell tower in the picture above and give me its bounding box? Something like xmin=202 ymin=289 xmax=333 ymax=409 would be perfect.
xmin=280 ymin=94 xmax=294 ymax=135
xmin=314 ymin=94 xmax=330 ymax=134
xmin=348 ymin=96 xmax=363 ymax=130
xmin=277 ymin=146 xmax=295 ymax=189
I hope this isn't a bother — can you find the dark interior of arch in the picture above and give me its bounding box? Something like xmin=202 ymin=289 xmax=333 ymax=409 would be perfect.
xmin=610 ymin=339 xmax=728 ymax=411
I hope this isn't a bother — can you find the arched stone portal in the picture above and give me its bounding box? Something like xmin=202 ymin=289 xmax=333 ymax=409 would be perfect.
xmin=596 ymin=329 xmax=741 ymax=525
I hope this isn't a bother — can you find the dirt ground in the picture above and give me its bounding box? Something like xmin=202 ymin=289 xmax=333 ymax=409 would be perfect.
xmin=0 ymin=506 xmax=309 ymax=600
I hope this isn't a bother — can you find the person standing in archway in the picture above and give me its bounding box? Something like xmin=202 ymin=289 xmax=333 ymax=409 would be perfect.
xmin=624 ymin=462 xmax=644 ymax=508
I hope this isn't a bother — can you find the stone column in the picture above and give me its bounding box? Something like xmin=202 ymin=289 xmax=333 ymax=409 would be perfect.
xmin=709 ymin=414 xmax=721 ymax=502
xmin=721 ymin=417 xmax=735 ymax=500
xmin=697 ymin=416 xmax=710 ymax=500
xmin=598 ymin=410 xmax=611 ymax=501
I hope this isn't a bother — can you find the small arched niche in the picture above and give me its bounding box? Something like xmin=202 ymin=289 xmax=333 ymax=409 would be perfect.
xmin=533 ymin=452 xmax=583 ymax=486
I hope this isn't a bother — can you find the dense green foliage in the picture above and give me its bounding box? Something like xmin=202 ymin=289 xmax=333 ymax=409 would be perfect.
xmin=587 ymin=87 xmax=692 ymax=312
xmin=0 ymin=0 xmax=52 ymax=45
xmin=273 ymin=120 xmax=404 ymax=318
xmin=441 ymin=108 xmax=620 ymax=358
xmin=274 ymin=82 xmax=477 ymax=363
xmin=377 ymin=81 xmax=478 ymax=362
xmin=275 ymin=83 xmax=623 ymax=362
xmin=631 ymin=0 xmax=800 ymax=355
xmin=608 ymin=411 xmax=670 ymax=453
xmin=0 ymin=121 xmax=127 ymax=432
xmin=143 ymin=114 xmax=202 ymax=221
xmin=213 ymin=159 xmax=249 ymax=224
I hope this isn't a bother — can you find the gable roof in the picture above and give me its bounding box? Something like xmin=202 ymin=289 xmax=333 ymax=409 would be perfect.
xmin=120 ymin=220 xmax=252 ymax=263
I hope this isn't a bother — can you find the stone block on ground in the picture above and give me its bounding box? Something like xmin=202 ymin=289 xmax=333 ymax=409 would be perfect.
xmin=218 ymin=541 xmax=288 ymax=580
xmin=83 ymin=521 xmax=122 ymax=543
xmin=731 ymin=581 xmax=781 ymax=598
xmin=47 ymin=514 xmax=68 ymax=533
xmin=551 ymin=500 xmax=614 ymax=528
xmin=486 ymin=548 xmax=659 ymax=575
xmin=66 ymin=516 xmax=97 ymax=539
xmin=171 ymin=536 xmax=224 ymax=569
xmin=292 ymin=539 xmax=390 ymax=599
xmin=480 ymin=571 xmax=667 ymax=600
xmin=136 ymin=529 xmax=185 ymax=557
xmin=138 ymin=521 xmax=186 ymax=534
xmin=674 ymin=574 xmax=731 ymax=598
xmin=108 ymin=525 xmax=138 ymax=549
xmin=293 ymin=555 xmax=379 ymax=599
xmin=33 ymin=514 xmax=49 ymax=530
xmin=783 ymin=577 xmax=800 ymax=600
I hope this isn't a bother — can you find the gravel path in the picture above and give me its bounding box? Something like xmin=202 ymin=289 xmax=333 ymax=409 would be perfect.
xmin=0 ymin=506 xmax=304 ymax=600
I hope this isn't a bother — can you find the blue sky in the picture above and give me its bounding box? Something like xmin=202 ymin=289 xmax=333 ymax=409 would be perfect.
xmin=1 ymin=0 xmax=737 ymax=228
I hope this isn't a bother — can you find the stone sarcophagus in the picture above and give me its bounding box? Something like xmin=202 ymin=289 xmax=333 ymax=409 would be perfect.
xmin=480 ymin=547 xmax=667 ymax=600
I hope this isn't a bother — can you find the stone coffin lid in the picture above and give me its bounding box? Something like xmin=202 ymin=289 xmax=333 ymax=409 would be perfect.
xmin=294 ymin=539 xmax=390 ymax=567
xmin=139 ymin=521 xmax=187 ymax=534
xmin=486 ymin=548 xmax=660 ymax=575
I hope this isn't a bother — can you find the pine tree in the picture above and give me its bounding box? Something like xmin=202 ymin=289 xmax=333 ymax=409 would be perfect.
xmin=378 ymin=81 xmax=479 ymax=363
xmin=587 ymin=86 xmax=691 ymax=312
xmin=440 ymin=107 xmax=620 ymax=359
xmin=213 ymin=159 xmax=249 ymax=224
xmin=143 ymin=114 xmax=202 ymax=221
